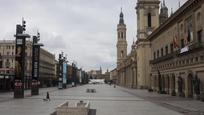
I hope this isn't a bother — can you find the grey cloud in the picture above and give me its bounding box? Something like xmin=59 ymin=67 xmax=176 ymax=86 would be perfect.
xmin=0 ymin=0 xmax=187 ymax=71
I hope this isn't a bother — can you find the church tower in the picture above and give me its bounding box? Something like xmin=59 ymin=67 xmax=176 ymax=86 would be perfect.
xmin=159 ymin=0 xmax=168 ymax=25
xmin=135 ymin=0 xmax=160 ymax=88
xmin=117 ymin=9 xmax=127 ymax=67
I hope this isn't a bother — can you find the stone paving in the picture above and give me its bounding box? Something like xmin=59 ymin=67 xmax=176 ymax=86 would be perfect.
xmin=118 ymin=86 xmax=204 ymax=115
xmin=0 ymin=84 xmax=201 ymax=115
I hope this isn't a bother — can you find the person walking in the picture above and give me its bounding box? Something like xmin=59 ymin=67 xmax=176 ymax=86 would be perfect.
xmin=46 ymin=92 xmax=50 ymax=101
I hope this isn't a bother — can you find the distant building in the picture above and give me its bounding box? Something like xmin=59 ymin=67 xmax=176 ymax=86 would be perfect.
xmin=39 ymin=48 xmax=55 ymax=87
xmin=110 ymin=68 xmax=117 ymax=83
xmin=103 ymin=69 xmax=110 ymax=81
xmin=0 ymin=40 xmax=32 ymax=91
xmin=0 ymin=40 xmax=56 ymax=91
xmin=87 ymin=67 xmax=102 ymax=79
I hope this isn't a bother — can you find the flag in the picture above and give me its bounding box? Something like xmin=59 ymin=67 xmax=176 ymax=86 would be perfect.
xmin=187 ymin=28 xmax=191 ymax=42
xmin=173 ymin=35 xmax=179 ymax=48
xmin=184 ymin=30 xmax=189 ymax=45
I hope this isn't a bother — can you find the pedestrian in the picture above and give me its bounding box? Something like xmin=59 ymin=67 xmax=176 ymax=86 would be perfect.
xmin=46 ymin=92 xmax=50 ymax=101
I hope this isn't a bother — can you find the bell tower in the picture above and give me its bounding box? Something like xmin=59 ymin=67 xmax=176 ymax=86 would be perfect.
xmin=135 ymin=0 xmax=160 ymax=88
xmin=136 ymin=0 xmax=160 ymax=39
xmin=117 ymin=9 xmax=127 ymax=67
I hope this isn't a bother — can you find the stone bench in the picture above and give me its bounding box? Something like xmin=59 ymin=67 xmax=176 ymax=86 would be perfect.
xmin=56 ymin=101 xmax=90 ymax=115
xmin=86 ymin=89 xmax=96 ymax=93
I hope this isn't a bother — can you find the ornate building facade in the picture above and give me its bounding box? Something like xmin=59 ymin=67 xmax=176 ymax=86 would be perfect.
xmin=0 ymin=40 xmax=56 ymax=91
xmin=149 ymin=0 xmax=204 ymax=99
xmin=116 ymin=0 xmax=204 ymax=100
xmin=117 ymin=10 xmax=137 ymax=88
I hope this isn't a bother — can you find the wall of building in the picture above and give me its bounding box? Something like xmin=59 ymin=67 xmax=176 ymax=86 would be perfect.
xmin=150 ymin=0 xmax=204 ymax=99
xmin=39 ymin=48 xmax=55 ymax=87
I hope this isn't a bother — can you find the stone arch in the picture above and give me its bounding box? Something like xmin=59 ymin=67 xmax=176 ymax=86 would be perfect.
xmin=166 ymin=75 xmax=170 ymax=94
xmin=161 ymin=75 xmax=165 ymax=93
xmin=154 ymin=75 xmax=157 ymax=91
xmin=171 ymin=74 xmax=176 ymax=96
xmin=187 ymin=73 xmax=193 ymax=98
xmin=178 ymin=76 xmax=185 ymax=97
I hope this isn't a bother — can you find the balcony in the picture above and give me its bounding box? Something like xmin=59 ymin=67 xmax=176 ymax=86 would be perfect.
xmin=150 ymin=51 xmax=179 ymax=64
xmin=150 ymin=42 xmax=204 ymax=64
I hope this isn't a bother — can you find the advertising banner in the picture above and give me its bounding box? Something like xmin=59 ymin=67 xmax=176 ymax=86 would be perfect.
xmin=63 ymin=63 xmax=67 ymax=84
xmin=31 ymin=36 xmax=40 ymax=95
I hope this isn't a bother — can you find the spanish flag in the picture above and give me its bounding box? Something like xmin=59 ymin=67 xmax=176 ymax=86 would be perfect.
xmin=173 ymin=35 xmax=179 ymax=48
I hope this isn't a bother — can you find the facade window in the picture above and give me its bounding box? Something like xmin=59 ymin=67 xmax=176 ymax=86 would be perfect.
xmin=181 ymin=39 xmax=185 ymax=48
xmin=200 ymin=56 xmax=204 ymax=61
xmin=0 ymin=61 xmax=2 ymax=68
xmin=148 ymin=13 xmax=152 ymax=27
xmin=154 ymin=52 xmax=156 ymax=59
xmin=121 ymin=32 xmax=123 ymax=38
xmin=182 ymin=60 xmax=185 ymax=64
xmin=170 ymin=43 xmax=173 ymax=53
xmin=121 ymin=51 xmax=124 ymax=58
xmin=185 ymin=16 xmax=193 ymax=43
xmin=7 ymin=52 xmax=9 ymax=55
xmin=165 ymin=45 xmax=168 ymax=55
xmin=118 ymin=32 xmax=120 ymax=38
xmin=195 ymin=57 xmax=199 ymax=62
xmin=157 ymin=50 xmax=159 ymax=58
xmin=190 ymin=58 xmax=194 ymax=63
xmin=161 ymin=48 xmax=163 ymax=57
xmin=197 ymin=30 xmax=202 ymax=43
xmin=186 ymin=59 xmax=189 ymax=64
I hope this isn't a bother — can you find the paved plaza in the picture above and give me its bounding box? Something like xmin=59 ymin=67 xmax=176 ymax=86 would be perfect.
xmin=0 ymin=84 xmax=204 ymax=115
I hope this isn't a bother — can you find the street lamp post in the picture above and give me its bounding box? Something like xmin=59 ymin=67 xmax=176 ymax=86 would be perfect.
xmin=58 ymin=53 xmax=63 ymax=89
xmin=31 ymin=32 xmax=43 ymax=95
xmin=14 ymin=18 xmax=30 ymax=98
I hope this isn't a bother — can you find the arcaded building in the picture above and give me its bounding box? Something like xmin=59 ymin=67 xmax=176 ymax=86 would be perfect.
xmin=116 ymin=0 xmax=204 ymax=100
xmin=150 ymin=0 xmax=204 ymax=99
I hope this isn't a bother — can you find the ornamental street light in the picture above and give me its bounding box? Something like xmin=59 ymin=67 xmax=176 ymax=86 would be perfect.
xmin=14 ymin=18 xmax=30 ymax=99
xmin=31 ymin=32 xmax=43 ymax=96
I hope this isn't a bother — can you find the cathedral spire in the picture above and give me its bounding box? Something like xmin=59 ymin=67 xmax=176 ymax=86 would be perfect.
xmin=159 ymin=0 xmax=168 ymax=25
xmin=163 ymin=0 xmax=166 ymax=7
xmin=119 ymin=7 xmax=124 ymax=24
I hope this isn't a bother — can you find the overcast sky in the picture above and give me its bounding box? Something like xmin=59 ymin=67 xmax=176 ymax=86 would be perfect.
xmin=0 ymin=0 xmax=187 ymax=72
